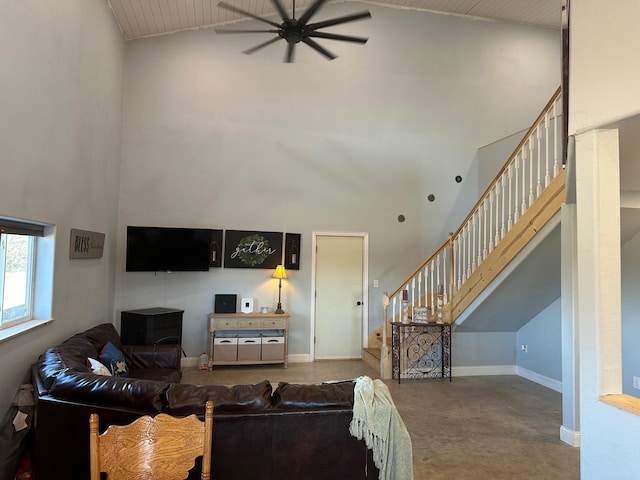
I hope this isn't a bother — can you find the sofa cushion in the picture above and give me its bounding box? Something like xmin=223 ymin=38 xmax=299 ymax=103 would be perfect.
xmin=80 ymin=323 xmax=123 ymax=352
xmin=49 ymin=371 xmax=167 ymax=412
xmin=86 ymin=357 xmax=111 ymax=376
xmin=165 ymin=380 xmax=273 ymax=415
xmin=37 ymin=336 xmax=98 ymax=390
xmin=272 ymin=382 xmax=354 ymax=410
xmin=99 ymin=341 xmax=129 ymax=377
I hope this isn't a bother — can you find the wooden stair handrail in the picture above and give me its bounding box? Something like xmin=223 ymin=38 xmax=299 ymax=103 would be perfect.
xmin=453 ymin=87 xmax=562 ymax=238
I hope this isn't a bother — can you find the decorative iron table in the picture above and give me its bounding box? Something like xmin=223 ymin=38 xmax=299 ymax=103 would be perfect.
xmin=391 ymin=322 xmax=452 ymax=383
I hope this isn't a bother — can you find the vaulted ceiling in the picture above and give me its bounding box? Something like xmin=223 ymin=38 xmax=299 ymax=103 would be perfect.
xmin=107 ymin=0 xmax=562 ymax=41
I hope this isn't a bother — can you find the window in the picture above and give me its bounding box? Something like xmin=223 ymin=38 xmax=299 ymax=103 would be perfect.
xmin=0 ymin=218 xmax=45 ymax=329
xmin=0 ymin=234 xmax=35 ymax=324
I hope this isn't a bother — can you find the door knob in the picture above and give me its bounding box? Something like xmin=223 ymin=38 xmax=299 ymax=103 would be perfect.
xmin=356 ymin=301 xmax=362 ymax=306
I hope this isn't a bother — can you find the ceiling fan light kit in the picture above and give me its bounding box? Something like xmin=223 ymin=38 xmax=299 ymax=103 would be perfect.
xmin=215 ymin=0 xmax=371 ymax=63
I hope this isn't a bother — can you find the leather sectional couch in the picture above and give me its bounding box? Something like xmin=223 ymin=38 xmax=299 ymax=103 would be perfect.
xmin=32 ymin=323 xmax=379 ymax=479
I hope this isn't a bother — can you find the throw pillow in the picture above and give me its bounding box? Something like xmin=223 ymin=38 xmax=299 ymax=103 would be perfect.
xmin=86 ymin=357 xmax=112 ymax=376
xmin=99 ymin=341 xmax=129 ymax=377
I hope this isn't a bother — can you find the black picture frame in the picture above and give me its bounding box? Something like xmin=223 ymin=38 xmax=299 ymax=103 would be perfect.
xmin=224 ymin=230 xmax=283 ymax=269
xmin=209 ymin=229 xmax=223 ymax=268
xmin=284 ymin=233 xmax=301 ymax=270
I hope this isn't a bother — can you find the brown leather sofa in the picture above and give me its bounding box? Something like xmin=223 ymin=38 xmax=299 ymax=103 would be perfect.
xmin=32 ymin=323 xmax=379 ymax=479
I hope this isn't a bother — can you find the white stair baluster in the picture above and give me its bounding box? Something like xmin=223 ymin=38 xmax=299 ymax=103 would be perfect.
xmin=430 ymin=261 xmax=435 ymax=316
xmin=483 ymin=199 xmax=488 ymax=260
xmin=489 ymin=191 xmax=495 ymax=253
xmin=544 ymin=111 xmax=551 ymax=187
xmin=507 ymin=163 xmax=513 ymax=230
xmin=471 ymin=213 xmax=477 ymax=271
xmin=528 ymin=137 xmax=534 ymax=207
xmin=536 ymin=126 xmax=542 ymax=197
xmin=411 ymin=278 xmax=416 ymax=311
xmin=424 ymin=265 xmax=429 ymax=307
xmin=522 ymin=145 xmax=528 ymax=215
xmin=500 ymin=173 xmax=506 ymax=239
xmin=514 ymin=152 xmax=520 ymax=222
xmin=553 ymin=99 xmax=560 ymax=176
xmin=456 ymin=236 xmax=462 ymax=289
xmin=477 ymin=206 xmax=483 ymax=266
xmin=466 ymin=224 xmax=471 ymax=279
xmin=494 ymin=180 xmax=500 ymax=247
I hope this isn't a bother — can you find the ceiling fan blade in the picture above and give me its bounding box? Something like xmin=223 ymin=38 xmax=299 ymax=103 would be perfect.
xmin=302 ymin=37 xmax=337 ymax=60
xmin=297 ymin=0 xmax=328 ymax=25
xmin=217 ymin=2 xmax=281 ymax=28
xmin=215 ymin=29 xmax=280 ymax=34
xmin=243 ymin=36 xmax=282 ymax=55
xmin=270 ymin=0 xmax=291 ymax=23
xmin=307 ymin=11 xmax=371 ymax=30
xmin=285 ymin=42 xmax=296 ymax=63
xmin=307 ymin=31 xmax=368 ymax=44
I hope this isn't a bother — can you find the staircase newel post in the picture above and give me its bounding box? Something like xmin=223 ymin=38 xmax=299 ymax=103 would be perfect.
xmin=382 ymin=292 xmax=390 ymax=377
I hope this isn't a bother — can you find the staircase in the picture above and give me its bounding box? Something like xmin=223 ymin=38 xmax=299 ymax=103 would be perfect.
xmin=370 ymin=87 xmax=566 ymax=379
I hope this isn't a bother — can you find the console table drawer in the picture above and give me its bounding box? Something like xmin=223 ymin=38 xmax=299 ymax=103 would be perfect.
xmin=213 ymin=318 xmax=237 ymax=329
xmin=238 ymin=318 xmax=263 ymax=328
xmin=263 ymin=318 xmax=286 ymax=329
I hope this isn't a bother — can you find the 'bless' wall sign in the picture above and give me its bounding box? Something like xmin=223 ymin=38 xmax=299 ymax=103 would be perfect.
xmin=224 ymin=230 xmax=283 ymax=269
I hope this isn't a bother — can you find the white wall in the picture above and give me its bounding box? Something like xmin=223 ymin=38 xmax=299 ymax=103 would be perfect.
xmin=569 ymin=1 xmax=640 ymax=133
xmin=621 ymin=229 xmax=640 ymax=397
xmin=0 ymin=1 xmax=125 ymax=413
xmin=516 ymin=298 xmax=562 ymax=383
xmin=570 ymin=2 xmax=640 ymax=477
xmin=476 ymin=130 xmax=527 ymax=194
xmin=453 ymin=332 xmax=515 ymax=370
xmin=115 ymin=4 xmax=561 ymax=358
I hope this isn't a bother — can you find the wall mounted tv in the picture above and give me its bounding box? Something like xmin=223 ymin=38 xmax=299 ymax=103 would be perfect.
xmin=126 ymin=226 xmax=212 ymax=272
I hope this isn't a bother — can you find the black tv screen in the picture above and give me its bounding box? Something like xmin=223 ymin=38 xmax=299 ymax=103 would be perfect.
xmin=126 ymin=226 xmax=211 ymax=272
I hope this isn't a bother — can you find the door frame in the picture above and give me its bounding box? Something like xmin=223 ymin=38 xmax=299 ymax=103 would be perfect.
xmin=310 ymin=231 xmax=369 ymax=361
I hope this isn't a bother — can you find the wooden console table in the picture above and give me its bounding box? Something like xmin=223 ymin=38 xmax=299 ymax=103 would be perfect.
xmin=208 ymin=312 xmax=289 ymax=369
xmin=391 ymin=322 xmax=452 ymax=383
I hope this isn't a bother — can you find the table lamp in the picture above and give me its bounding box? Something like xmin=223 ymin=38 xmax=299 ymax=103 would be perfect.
xmin=272 ymin=264 xmax=287 ymax=314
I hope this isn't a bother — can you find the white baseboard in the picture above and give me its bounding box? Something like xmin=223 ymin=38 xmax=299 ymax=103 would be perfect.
xmin=288 ymin=354 xmax=312 ymax=363
xmin=516 ymin=366 xmax=562 ymax=392
xmin=560 ymin=425 xmax=580 ymax=447
xmin=181 ymin=357 xmax=199 ymax=368
xmin=452 ymin=365 xmax=516 ymax=376
xmin=180 ymin=357 xmax=200 ymax=367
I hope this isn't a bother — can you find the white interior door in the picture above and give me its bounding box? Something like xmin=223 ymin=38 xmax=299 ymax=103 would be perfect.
xmin=314 ymin=235 xmax=365 ymax=359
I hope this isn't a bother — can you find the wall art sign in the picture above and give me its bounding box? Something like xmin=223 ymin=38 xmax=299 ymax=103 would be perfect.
xmin=224 ymin=230 xmax=283 ymax=269
xmin=209 ymin=229 xmax=223 ymax=268
xmin=69 ymin=229 xmax=105 ymax=259
xmin=284 ymin=233 xmax=301 ymax=270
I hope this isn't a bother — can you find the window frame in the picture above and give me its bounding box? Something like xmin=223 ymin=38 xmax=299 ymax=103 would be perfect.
xmin=0 ymin=232 xmax=36 ymax=327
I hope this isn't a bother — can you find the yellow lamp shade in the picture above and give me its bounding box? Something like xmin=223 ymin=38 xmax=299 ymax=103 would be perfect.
xmin=272 ymin=265 xmax=288 ymax=280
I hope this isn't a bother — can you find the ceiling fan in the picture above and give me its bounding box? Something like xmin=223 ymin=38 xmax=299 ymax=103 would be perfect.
xmin=215 ymin=0 xmax=371 ymax=63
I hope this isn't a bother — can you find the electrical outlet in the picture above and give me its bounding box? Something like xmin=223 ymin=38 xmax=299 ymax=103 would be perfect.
xmin=521 ymin=344 xmax=528 ymax=353
xmin=633 ymin=377 xmax=640 ymax=390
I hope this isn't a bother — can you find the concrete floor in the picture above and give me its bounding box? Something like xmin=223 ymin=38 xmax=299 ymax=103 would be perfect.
xmin=183 ymin=361 xmax=580 ymax=480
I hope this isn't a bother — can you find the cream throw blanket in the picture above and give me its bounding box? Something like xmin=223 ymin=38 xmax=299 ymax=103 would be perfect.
xmin=349 ymin=376 xmax=414 ymax=480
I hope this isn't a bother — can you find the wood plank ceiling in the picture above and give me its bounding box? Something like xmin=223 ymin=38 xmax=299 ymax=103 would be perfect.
xmin=107 ymin=0 xmax=562 ymax=41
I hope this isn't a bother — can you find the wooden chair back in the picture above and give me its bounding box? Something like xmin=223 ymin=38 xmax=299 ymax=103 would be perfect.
xmin=89 ymin=401 xmax=213 ymax=480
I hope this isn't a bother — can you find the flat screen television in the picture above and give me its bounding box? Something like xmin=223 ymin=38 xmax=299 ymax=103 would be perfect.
xmin=126 ymin=226 xmax=211 ymax=272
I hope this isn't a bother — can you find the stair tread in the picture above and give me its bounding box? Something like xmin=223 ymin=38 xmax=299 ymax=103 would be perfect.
xmin=363 ymin=347 xmax=382 ymax=360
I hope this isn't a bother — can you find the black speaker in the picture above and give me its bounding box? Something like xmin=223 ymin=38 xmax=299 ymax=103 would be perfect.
xmin=215 ymin=294 xmax=237 ymax=313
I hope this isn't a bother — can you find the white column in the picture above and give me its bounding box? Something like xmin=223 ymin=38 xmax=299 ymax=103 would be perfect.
xmin=560 ymin=202 xmax=580 ymax=447
xmin=575 ymin=128 xmax=621 ymax=396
